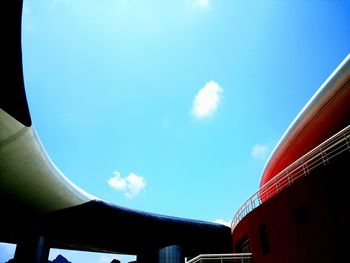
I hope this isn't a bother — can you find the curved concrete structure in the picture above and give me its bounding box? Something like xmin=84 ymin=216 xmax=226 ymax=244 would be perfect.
xmin=0 ymin=109 xmax=95 ymax=213
xmin=0 ymin=2 xmax=232 ymax=262
xmin=260 ymin=54 xmax=350 ymax=191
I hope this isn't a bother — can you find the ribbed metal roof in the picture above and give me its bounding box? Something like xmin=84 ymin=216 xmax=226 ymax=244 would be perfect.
xmin=44 ymin=200 xmax=232 ymax=256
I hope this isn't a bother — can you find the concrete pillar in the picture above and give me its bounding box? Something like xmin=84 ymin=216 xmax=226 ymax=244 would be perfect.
xmin=158 ymin=245 xmax=184 ymax=263
xmin=14 ymin=234 xmax=49 ymax=263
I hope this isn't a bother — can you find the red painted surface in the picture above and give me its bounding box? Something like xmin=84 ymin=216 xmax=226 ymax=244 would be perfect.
xmin=260 ymin=80 xmax=350 ymax=193
xmin=233 ymin=151 xmax=350 ymax=263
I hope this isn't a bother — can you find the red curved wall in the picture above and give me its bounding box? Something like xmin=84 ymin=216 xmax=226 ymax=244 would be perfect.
xmin=260 ymin=80 xmax=350 ymax=190
xmin=233 ymin=150 xmax=350 ymax=263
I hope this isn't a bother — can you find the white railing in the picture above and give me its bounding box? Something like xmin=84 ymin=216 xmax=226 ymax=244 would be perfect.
xmin=231 ymin=125 xmax=350 ymax=231
xmin=186 ymin=253 xmax=252 ymax=263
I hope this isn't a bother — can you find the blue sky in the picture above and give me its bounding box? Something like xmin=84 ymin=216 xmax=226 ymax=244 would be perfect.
xmin=1 ymin=0 xmax=350 ymax=262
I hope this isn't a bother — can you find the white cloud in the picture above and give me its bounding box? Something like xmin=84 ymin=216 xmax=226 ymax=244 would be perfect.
xmin=108 ymin=171 xmax=146 ymax=198
xmin=192 ymin=0 xmax=210 ymax=9
xmin=108 ymin=171 xmax=127 ymax=190
xmin=213 ymin=219 xmax=231 ymax=227
xmin=251 ymin=144 xmax=269 ymax=160
xmin=192 ymin=81 xmax=223 ymax=119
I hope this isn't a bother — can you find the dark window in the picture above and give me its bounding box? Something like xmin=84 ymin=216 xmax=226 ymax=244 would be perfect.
xmin=259 ymin=224 xmax=270 ymax=255
xmin=294 ymin=205 xmax=309 ymax=225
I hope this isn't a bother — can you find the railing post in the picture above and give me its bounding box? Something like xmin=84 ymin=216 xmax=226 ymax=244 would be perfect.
xmin=321 ymin=147 xmax=329 ymax=165
xmin=274 ymin=177 xmax=279 ymax=193
xmin=302 ymin=161 xmax=309 ymax=176
xmin=345 ymin=134 xmax=350 ymax=151
xmin=286 ymin=168 xmax=291 ymax=186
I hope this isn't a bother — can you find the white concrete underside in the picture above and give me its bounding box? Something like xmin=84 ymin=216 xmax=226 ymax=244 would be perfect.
xmin=0 ymin=109 xmax=95 ymax=213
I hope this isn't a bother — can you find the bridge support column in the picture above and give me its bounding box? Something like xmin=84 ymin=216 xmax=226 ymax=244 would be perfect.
xmin=14 ymin=234 xmax=49 ymax=263
xmin=158 ymin=245 xmax=184 ymax=263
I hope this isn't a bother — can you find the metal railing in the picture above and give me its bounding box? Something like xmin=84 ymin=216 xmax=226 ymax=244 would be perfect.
xmin=231 ymin=125 xmax=350 ymax=231
xmin=186 ymin=253 xmax=252 ymax=263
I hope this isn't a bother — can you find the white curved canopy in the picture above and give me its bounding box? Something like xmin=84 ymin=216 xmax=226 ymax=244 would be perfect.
xmin=0 ymin=109 xmax=96 ymax=213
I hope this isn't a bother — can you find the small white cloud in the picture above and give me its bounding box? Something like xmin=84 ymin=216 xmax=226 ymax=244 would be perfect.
xmin=192 ymin=81 xmax=223 ymax=119
xmin=108 ymin=171 xmax=146 ymax=198
xmin=192 ymin=0 xmax=210 ymax=9
xmin=125 ymin=173 xmax=146 ymax=198
xmin=251 ymin=144 xmax=269 ymax=160
xmin=108 ymin=171 xmax=127 ymax=190
xmin=213 ymin=219 xmax=231 ymax=227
